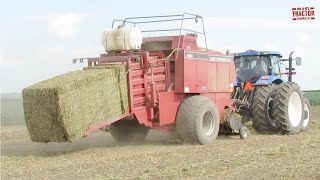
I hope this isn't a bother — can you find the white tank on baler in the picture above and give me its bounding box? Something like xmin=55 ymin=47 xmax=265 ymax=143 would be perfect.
xmin=101 ymin=26 xmax=142 ymax=52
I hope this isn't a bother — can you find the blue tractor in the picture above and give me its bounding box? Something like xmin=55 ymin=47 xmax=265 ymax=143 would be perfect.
xmin=231 ymin=50 xmax=310 ymax=134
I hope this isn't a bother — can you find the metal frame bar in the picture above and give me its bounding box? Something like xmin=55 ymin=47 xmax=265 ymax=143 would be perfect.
xmin=111 ymin=13 xmax=208 ymax=50
xmin=83 ymin=112 xmax=131 ymax=137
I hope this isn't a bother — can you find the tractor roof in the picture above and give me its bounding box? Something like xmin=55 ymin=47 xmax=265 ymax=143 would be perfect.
xmin=233 ymin=50 xmax=282 ymax=58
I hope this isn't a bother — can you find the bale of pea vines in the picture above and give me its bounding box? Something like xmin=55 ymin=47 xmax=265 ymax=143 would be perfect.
xmin=22 ymin=65 xmax=128 ymax=142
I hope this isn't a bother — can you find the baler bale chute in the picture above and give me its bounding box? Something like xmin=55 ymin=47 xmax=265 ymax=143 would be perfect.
xmin=23 ymin=13 xmax=248 ymax=145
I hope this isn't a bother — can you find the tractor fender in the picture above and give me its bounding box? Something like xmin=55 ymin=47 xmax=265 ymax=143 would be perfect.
xmin=254 ymin=76 xmax=284 ymax=86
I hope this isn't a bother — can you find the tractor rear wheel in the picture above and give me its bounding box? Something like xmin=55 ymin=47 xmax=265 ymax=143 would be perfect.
xmin=110 ymin=119 xmax=149 ymax=142
xmin=251 ymin=84 xmax=278 ymax=134
xmin=272 ymin=82 xmax=304 ymax=134
xmin=301 ymin=97 xmax=311 ymax=132
xmin=176 ymin=96 xmax=219 ymax=145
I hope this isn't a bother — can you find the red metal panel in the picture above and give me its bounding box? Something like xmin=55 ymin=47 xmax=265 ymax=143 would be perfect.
xmin=184 ymin=58 xmax=197 ymax=93
xmin=215 ymin=92 xmax=232 ymax=119
xmin=183 ymin=35 xmax=198 ymax=50
xmin=130 ymin=67 xmax=165 ymax=77
xmin=201 ymin=93 xmax=216 ymax=104
xmin=133 ymin=97 xmax=146 ymax=105
xmin=175 ymin=50 xmax=185 ymax=93
xmin=196 ymin=59 xmax=208 ymax=93
xmin=229 ymin=63 xmax=236 ymax=88
xmin=132 ymin=84 xmax=165 ymax=96
xmin=131 ymin=75 xmax=166 ymax=86
xmin=129 ymin=64 xmax=141 ymax=70
xmin=158 ymin=92 xmax=185 ymax=126
xmin=134 ymin=107 xmax=151 ymax=126
xmin=216 ymin=62 xmax=230 ymax=92
xmin=208 ymin=62 xmax=217 ymax=92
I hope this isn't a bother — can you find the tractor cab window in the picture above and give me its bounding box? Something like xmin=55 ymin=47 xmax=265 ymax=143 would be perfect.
xmin=251 ymin=58 xmax=268 ymax=75
xmin=270 ymin=55 xmax=281 ymax=75
xmin=235 ymin=56 xmax=269 ymax=82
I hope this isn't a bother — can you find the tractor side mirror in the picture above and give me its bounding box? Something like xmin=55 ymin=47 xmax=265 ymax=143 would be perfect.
xmin=295 ymin=57 xmax=302 ymax=66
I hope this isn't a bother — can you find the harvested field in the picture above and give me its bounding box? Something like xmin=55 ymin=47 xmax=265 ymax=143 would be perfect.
xmin=1 ymin=106 xmax=320 ymax=180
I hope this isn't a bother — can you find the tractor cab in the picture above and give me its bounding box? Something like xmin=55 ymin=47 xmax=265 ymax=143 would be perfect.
xmin=233 ymin=50 xmax=283 ymax=84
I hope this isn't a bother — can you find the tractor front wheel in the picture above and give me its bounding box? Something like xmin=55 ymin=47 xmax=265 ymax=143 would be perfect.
xmin=176 ymin=96 xmax=220 ymax=145
xmin=272 ymin=82 xmax=304 ymax=134
xmin=110 ymin=119 xmax=149 ymax=142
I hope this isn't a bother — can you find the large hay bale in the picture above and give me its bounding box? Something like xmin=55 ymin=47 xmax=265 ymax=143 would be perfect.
xmin=22 ymin=65 xmax=128 ymax=142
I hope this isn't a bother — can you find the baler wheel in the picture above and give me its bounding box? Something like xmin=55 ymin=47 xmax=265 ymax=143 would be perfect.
xmin=272 ymin=82 xmax=304 ymax=134
xmin=176 ymin=96 xmax=219 ymax=145
xmin=239 ymin=126 xmax=248 ymax=140
xmin=109 ymin=119 xmax=149 ymax=142
xmin=301 ymin=97 xmax=311 ymax=132
xmin=251 ymin=84 xmax=278 ymax=134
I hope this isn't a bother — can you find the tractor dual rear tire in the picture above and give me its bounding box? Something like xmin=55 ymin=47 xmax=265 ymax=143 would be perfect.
xmin=110 ymin=119 xmax=149 ymax=142
xmin=251 ymin=84 xmax=278 ymax=134
xmin=301 ymin=97 xmax=311 ymax=132
xmin=176 ymin=96 xmax=220 ymax=145
xmin=272 ymin=82 xmax=304 ymax=134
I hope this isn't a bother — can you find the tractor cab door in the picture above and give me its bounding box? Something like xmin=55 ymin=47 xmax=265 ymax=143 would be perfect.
xmin=270 ymin=55 xmax=281 ymax=76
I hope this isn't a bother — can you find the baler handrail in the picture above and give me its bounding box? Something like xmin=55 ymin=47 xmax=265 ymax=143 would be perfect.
xmin=141 ymin=28 xmax=204 ymax=35
xmin=112 ymin=17 xmax=194 ymax=28
xmin=118 ymin=13 xmax=200 ymax=25
xmin=112 ymin=19 xmax=136 ymax=27
xmin=124 ymin=17 xmax=198 ymax=25
xmin=111 ymin=13 xmax=208 ymax=51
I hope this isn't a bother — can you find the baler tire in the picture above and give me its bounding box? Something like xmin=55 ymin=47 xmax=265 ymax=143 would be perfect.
xmin=251 ymin=84 xmax=278 ymax=134
xmin=110 ymin=119 xmax=149 ymax=142
xmin=176 ymin=95 xmax=219 ymax=145
xmin=272 ymin=82 xmax=304 ymax=134
xmin=301 ymin=97 xmax=311 ymax=132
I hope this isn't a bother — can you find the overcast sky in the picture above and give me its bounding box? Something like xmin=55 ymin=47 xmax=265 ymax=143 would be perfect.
xmin=1 ymin=0 xmax=319 ymax=93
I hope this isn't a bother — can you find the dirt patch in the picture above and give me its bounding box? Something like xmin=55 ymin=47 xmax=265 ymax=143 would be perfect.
xmin=1 ymin=107 xmax=320 ymax=180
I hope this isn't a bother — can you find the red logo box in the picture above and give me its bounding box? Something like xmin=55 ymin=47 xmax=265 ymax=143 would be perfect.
xmin=292 ymin=7 xmax=315 ymax=20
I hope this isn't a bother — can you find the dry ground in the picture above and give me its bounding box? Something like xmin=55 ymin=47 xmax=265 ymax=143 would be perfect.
xmin=1 ymin=107 xmax=320 ymax=180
